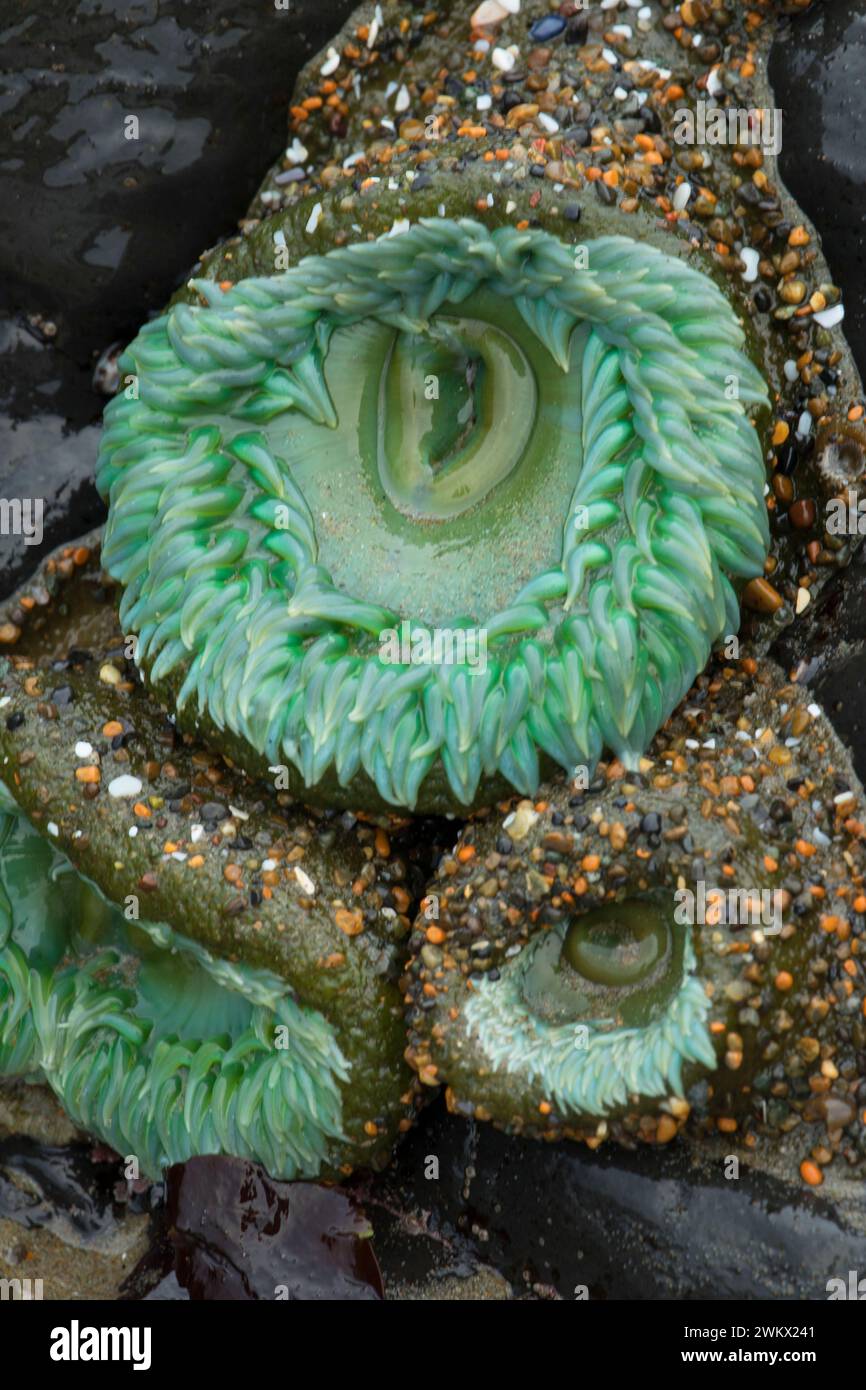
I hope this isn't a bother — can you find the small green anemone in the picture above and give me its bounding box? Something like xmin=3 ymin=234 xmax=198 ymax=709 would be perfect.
xmin=97 ymin=218 xmax=770 ymax=814
xmin=404 ymin=659 xmax=866 ymax=1156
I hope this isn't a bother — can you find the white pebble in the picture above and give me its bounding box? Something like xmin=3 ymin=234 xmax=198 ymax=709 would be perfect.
xmin=499 ymin=0 xmax=521 ymax=12
xmin=783 ymin=358 xmax=799 ymax=382
xmin=74 ymin=741 xmax=93 ymax=758
xmin=47 ymin=822 xmax=59 ymax=837
xmin=262 ymin=858 xmax=278 ymax=872
xmin=739 ymin=246 xmax=760 ymax=282
xmin=796 ymin=410 xmax=812 ymax=437
xmin=108 ymin=774 xmax=143 ymax=799
xmin=637 ymin=4 xmax=652 ymax=14
xmin=795 ymin=586 xmax=810 ymax=615
xmin=538 ymin=112 xmax=559 ymax=133
xmin=305 ymin=202 xmax=323 ymax=234
xmin=285 ymin=138 xmax=307 ymax=164
xmin=614 ymin=85 xmax=628 ymax=100
xmin=706 ymin=67 xmax=723 ymax=97
xmin=394 ymin=84 xmax=410 ymax=113
xmin=611 ymin=24 xmax=633 ymax=37
xmin=672 ymin=182 xmax=691 ymax=212
xmin=492 ymin=45 xmax=515 ymax=71
xmin=472 ymin=0 xmax=509 ymax=23
xmin=294 ymin=866 xmax=316 ymax=896
xmin=320 ymin=46 xmax=340 ymax=76
xmin=128 ymin=825 xmax=138 ymax=838
xmin=190 ymin=824 xmax=204 ymax=844
xmin=476 ymin=93 xmax=492 ymax=111
xmin=602 ymin=47 xmax=619 ymax=65
xmin=813 ymin=303 xmax=844 ymax=329
xmin=807 ymin=703 xmax=821 ymax=718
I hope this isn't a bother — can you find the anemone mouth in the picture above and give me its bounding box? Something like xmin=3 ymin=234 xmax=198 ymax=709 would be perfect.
xmin=97 ymin=217 xmax=770 ymax=812
xmin=463 ymin=897 xmax=715 ymax=1119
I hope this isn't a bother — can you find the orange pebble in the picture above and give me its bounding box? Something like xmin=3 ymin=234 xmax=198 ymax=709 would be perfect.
xmin=800 ymin=1159 xmax=823 ymax=1186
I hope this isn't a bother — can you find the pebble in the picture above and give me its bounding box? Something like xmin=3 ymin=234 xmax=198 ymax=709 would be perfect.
xmin=294 ymin=866 xmax=316 ymax=895
xmin=743 ymin=577 xmax=784 ymax=614
xmin=108 ymin=774 xmax=143 ymax=798
xmin=739 ymin=247 xmax=760 ymax=282
xmin=672 ymin=182 xmax=691 ymax=211
xmin=492 ymin=46 xmax=516 ymax=71
xmin=813 ymin=304 xmax=844 ymax=329
xmin=503 ymin=802 xmax=539 ymax=841
xmin=305 ymin=203 xmax=323 ymax=235
xmin=74 ymin=741 xmax=93 ymax=758
xmin=796 ymin=411 xmax=813 ymax=437
xmin=472 ymin=0 xmax=510 ymax=23
xmin=789 ymin=499 xmax=816 ymax=529
xmin=320 ymin=47 xmax=340 ymax=76
xmin=529 ymin=14 xmax=566 ymax=41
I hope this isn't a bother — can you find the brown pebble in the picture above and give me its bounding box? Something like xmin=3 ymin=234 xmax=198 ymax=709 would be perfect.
xmin=743 ymin=577 xmax=783 ymax=614
xmin=789 ymin=499 xmax=816 ymax=529
xmin=505 ymin=103 xmax=539 ymax=128
xmin=0 ymin=623 xmax=21 ymax=644
xmin=772 ymin=474 xmax=793 ymax=503
xmin=779 ymin=279 xmax=806 ymax=306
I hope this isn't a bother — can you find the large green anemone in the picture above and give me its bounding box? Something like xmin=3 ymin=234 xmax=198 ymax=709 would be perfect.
xmin=404 ymin=659 xmax=866 ymax=1154
xmin=96 ymin=219 xmax=770 ymax=814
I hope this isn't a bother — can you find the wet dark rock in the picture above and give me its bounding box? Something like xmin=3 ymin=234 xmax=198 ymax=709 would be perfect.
xmin=0 ymin=1136 xmax=147 ymax=1240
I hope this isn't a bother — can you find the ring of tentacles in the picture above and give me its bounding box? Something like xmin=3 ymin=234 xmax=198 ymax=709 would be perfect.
xmin=97 ymin=218 xmax=770 ymax=811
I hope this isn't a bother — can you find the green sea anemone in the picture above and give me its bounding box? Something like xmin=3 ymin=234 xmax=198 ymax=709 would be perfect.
xmin=96 ymin=218 xmax=769 ymax=814
xmin=0 ymin=544 xmax=419 ymax=1179
xmin=404 ymin=659 xmax=866 ymax=1159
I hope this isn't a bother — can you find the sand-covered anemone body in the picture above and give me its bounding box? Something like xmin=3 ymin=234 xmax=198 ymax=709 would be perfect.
xmin=0 ymin=542 xmax=422 ymax=1179
xmin=403 ymin=659 xmax=866 ymax=1172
